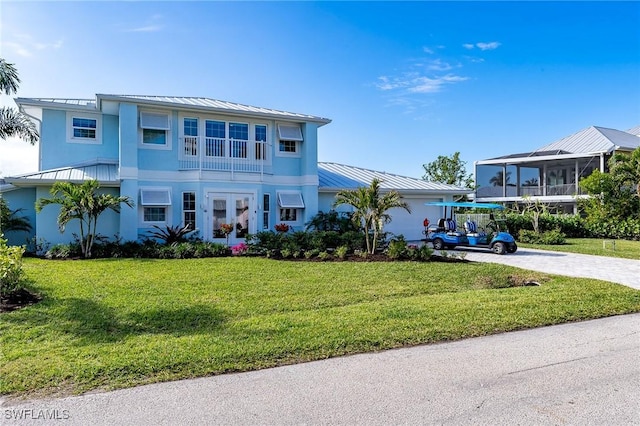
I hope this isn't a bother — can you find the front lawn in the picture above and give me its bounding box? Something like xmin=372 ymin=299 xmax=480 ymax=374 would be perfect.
xmin=2 ymin=257 xmax=639 ymax=398
xmin=520 ymin=238 xmax=640 ymax=259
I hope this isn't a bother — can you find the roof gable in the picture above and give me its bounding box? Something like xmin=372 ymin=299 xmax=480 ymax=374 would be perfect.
xmin=536 ymin=126 xmax=640 ymax=154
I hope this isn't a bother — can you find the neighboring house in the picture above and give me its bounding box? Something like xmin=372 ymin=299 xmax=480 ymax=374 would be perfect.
xmin=318 ymin=162 xmax=469 ymax=240
xmin=474 ymin=125 xmax=640 ymax=213
xmin=1 ymin=94 xmax=466 ymax=247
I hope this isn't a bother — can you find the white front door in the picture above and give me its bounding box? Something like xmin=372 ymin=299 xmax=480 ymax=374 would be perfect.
xmin=208 ymin=192 xmax=254 ymax=245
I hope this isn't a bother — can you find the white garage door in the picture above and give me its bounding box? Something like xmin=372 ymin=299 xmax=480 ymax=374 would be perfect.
xmin=385 ymin=197 xmax=442 ymax=241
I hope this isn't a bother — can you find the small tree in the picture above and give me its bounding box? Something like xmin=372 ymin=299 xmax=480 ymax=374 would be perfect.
xmin=422 ymin=152 xmax=474 ymax=189
xmin=35 ymin=180 xmax=133 ymax=258
xmin=334 ymin=178 xmax=410 ymax=254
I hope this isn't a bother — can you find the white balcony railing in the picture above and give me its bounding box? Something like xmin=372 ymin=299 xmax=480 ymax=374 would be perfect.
xmin=179 ymin=137 xmax=269 ymax=174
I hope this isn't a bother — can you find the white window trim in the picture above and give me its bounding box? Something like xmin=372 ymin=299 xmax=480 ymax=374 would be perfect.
xmin=278 ymin=207 xmax=300 ymax=223
xmin=142 ymin=206 xmax=169 ymax=224
xmin=262 ymin=193 xmax=271 ymax=230
xmin=182 ymin=191 xmax=197 ymax=229
xmin=139 ymin=186 xmax=172 ymax=226
xmin=139 ymin=110 xmax=172 ymax=150
xmin=276 ymin=124 xmax=302 ymax=158
xmin=66 ymin=112 xmax=102 ymax=144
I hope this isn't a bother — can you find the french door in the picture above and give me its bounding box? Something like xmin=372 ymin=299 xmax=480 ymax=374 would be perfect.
xmin=208 ymin=193 xmax=254 ymax=245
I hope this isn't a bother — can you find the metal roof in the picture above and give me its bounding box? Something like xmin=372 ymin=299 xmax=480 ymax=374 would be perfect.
xmin=626 ymin=125 xmax=640 ymax=136
xmin=15 ymin=95 xmax=331 ymax=125
xmin=318 ymin=162 xmax=469 ymax=193
xmin=535 ymin=126 xmax=640 ymax=154
xmin=5 ymin=162 xmax=119 ymax=187
xmin=98 ymin=94 xmax=331 ymax=124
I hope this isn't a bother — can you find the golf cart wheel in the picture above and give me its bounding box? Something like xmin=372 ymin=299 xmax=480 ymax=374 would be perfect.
xmin=433 ymin=238 xmax=445 ymax=250
xmin=507 ymin=244 xmax=517 ymax=254
xmin=492 ymin=242 xmax=506 ymax=255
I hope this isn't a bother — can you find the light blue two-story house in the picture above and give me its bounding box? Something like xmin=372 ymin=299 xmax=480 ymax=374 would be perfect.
xmin=1 ymin=94 xmax=467 ymax=247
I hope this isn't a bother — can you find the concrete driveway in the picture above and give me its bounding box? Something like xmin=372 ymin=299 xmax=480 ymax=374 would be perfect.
xmin=451 ymin=247 xmax=640 ymax=290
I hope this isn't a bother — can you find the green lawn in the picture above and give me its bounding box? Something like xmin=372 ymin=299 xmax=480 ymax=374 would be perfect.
xmin=520 ymin=238 xmax=640 ymax=259
xmin=2 ymin=257 xmax=639 ymax=398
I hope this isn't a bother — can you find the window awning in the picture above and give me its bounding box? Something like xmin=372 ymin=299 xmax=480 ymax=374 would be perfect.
xmin=277 ymin=192 xmax=305 ymax=208
xmin=277 ymin=124 xmax=303 ymax=141
xmin=140 ymin=112 xmax=170 ymax=130
xmin=140 ymin=189 xmax=171 ymax=205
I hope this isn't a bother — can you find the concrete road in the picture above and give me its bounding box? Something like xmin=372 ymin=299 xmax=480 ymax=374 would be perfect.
xmin=3 ymin=313 xmax=639 ymax=425
xmin=450 ymin=247 xmax=640 ymax=290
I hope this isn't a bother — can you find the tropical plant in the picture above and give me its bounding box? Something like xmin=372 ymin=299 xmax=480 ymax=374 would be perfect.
xmin=0 ymin=58 xmax=38 ymax=144
xmin=0 ymin=198 xmax=32 ymax=233
xmin=35 ymin=180 xmax=133 ymax=258
xmin=0 ymin=234 xmax=25 ymax=297
xmin=146 ymin=224 xmax=194 ymax=244
xmin=333 ymin=178 xmax=411 ymax=254
xmin=610 ymin=147 xmax=640 ymax=200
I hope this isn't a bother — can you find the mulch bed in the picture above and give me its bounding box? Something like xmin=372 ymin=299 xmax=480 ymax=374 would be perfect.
xmin=1 ymin=288 xmax=42 ymax=313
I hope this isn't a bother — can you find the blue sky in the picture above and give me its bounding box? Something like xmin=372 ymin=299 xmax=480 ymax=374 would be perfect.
xmin=1 ymin=1 xmax=639 ymax=179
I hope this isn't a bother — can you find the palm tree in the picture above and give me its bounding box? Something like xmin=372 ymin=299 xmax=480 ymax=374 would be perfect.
xmin=36 ymin=180 xmax=133 ymax=258
xmin=0 ymin=58 xmax=39 ymax=144
xmin=0 ymin=198 xmax=32 ymax=233
xmin=610 ymin=147 xmax=640 ymax=198
xmin=489 ymin=170 xmax=511 ymax=187
xmin=333 ymin=178 xmax=411 ymax=254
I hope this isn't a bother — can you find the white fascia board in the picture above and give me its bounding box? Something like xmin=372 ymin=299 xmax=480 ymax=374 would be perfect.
xmin=475 ymin=152 xmax=605 ymax=166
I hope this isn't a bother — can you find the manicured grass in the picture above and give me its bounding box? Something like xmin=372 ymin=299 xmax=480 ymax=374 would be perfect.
xmin=2 ymin=257 xmax=639 ymax=398
xmin=520 ymin=238 xmax=640 ymax=259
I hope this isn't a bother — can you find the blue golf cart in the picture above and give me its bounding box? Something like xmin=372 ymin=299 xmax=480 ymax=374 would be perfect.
xmin=422 ymin=201 xmax=517 ymax=255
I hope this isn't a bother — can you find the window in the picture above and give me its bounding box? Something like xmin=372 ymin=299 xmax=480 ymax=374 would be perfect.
xmin=277 ymin=192 xmax=304 ymax=223
xmin=140 ymin=188 xmax=171 ymax=224
xmin=140 ymin=111 xmax=170 ymax=147
xmin=183 ymin=118 xmax=198 ymax=156
xmin=72 ymin=117 xmax=97 ymax=139
xmin=255 ymin=124 xmax=267 ymax=160
xmin=279 ymin=140 xmax=297 ymax=153
xmin=230 ymin=122 xmax=248 ymax=158
xmin=277 ymin=124 xmax=302 ymax=155
xmin=67 ymin=112 xmax=101 ymax=144
xmin=144 ymin=207 xmax=167 ymax=222
xmin=263 ymin=193 xmax=270 ymax=230
xmin=205 ymin=120 xmax=225 ymax=157
xmin=183 ymin=192 xmax=196 ymax=230
xmin=280 ymin=208 xmax=297 ymax=222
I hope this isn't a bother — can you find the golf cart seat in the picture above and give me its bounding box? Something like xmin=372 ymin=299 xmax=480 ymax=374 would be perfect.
xmin=464 ymin=219 xmax=486 ymax=237
xmin=436 ymin=218 xmax=447 ymax=231
xmin=446 ymin=219 xmax=463 ymax=236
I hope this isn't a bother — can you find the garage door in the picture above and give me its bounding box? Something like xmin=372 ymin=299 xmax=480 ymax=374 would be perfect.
xmin=385 ymin=197 xmax=441 ymax=241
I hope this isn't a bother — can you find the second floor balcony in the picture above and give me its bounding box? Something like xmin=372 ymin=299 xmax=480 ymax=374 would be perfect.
xmin=179 ymin=137 xmax=269 ymax=174
xmin=476 ymin=183 xmax=586 ymax=199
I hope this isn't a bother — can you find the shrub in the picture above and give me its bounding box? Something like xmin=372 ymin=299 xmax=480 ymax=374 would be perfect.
xmin=146 ymin=224 xmax=195 ymax=244
xmin=386 ymin=237 xmax=407 ymax=260
xmin=317 ymin=251 xmax=331 ymax=261
xmin=518 ymin=229 xmax=566 ymax=245
xmin=0 ymin=235 xmax=25 ymax=297
xmin=335 ymin=245 xmax=349 ymax=260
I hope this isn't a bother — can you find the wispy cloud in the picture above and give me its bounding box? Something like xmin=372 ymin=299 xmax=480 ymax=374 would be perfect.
xmin=463 ymin=41 xmax=501 ymax=51
xmin=122 ymin=15 xmax=164 ymax=33
xmin=376 ymin=72 xmax=468 ymax=94
xmin=2 ymin=36 xmax=64 ymax=58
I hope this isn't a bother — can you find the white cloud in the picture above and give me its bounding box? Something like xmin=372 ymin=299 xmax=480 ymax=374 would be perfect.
xmin=376 ymin=72 xmax=468 ymax=94
xmin=122 ymin=15 xmax=164 ymax=33
xmin=2 ymin=36 xmax=63 ymax=58
xmin=476 ymin=42 xmax=501 ymax=51
xmin=463 ymin=41 xmax=501 ymax=51
xmin=427 ymin=59 xmax=454 ymax=71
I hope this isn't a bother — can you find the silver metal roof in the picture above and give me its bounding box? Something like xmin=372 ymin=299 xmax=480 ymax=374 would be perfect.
xmin=536 ymin=126 xmax=640 ymax=154
xmin=5 ymin=162 xmax=119 ymax=187
xmin=318 ymin=162 xmax=469 ymax=193
xmin=97 ymin=94 xmax=331 ymax=124
xmin=626 ymin=125 xmax=640 ymax=136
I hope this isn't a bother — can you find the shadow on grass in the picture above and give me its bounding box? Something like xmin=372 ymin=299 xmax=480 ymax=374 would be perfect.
xmin=3 ymin=297 xmax=226 ymax=345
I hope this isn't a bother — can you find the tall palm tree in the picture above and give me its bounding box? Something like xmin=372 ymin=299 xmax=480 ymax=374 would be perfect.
xmin=36 ymin=180 xmax=133 ymax=258
xmin=334 ymin=178 xmax=411 ymax=254
xmin=0 ymin=58 xmax=39 ymax=144
xmin=610 ymin=147 xmax=640 ymax=198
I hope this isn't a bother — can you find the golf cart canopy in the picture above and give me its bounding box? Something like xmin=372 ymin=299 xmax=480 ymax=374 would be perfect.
xmin=425 ymin=201 xmax=505 ymax=210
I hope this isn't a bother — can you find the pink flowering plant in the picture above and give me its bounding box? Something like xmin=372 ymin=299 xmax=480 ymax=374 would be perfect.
xmin=231 ymin=242 xmax=248 ymax=255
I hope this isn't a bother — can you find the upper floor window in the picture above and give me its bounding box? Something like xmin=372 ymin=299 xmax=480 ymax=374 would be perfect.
xmin=72 ymin=118 xmax=97 ymax=139
xmin=67 ymin=112 xmax=101 ymax=144
xmin=230 ymin=122 xmax=248 ymax=158
xmin=277 ymin=124 xmax=303 ymax=156
xmin=140 ymin=111 xmax=171 ymax=148
xmin=205 ymin=120 xmax=225 ymax=157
